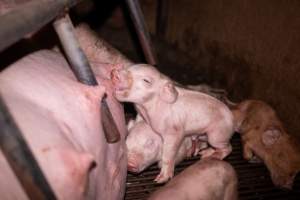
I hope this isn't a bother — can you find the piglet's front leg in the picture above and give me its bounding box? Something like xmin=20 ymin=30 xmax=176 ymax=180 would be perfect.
xmin=243 ymin=142 xmax=262 ymax=163
xmin=154 ymin=134 xmax=183 ymax=183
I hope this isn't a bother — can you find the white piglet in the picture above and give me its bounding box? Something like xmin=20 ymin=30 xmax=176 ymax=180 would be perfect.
xmin=126 ymin=115 xmax=208 ymax=173
xmin=112 ymin=64 xmax=234 ymax=183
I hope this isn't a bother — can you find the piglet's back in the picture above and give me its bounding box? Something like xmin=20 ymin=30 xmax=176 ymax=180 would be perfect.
xmin=148 ymin=159 xmax=238 ymax=200
xmin=175 ymin=88 xmax=234 ymax=131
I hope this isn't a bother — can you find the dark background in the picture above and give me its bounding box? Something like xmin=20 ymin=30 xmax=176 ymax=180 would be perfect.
xmin=1 ymin=0 xmax=300 ymax=140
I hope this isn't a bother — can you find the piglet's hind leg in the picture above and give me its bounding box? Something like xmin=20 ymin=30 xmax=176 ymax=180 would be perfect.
xmin=201 ymin=134 xmax=232 ymax=160
xmin=201 ymin=143 xmax=232 ymax=160
xmin=201 ymin=129 xmax=233 ymax=160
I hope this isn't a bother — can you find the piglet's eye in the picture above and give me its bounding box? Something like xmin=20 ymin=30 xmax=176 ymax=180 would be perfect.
xmin=143 ymin=78 xmax=152 ymax=84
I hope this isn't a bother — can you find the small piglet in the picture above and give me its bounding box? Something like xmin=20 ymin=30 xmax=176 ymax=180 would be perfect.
xmin=126 ymin=116 xmax=207 ymax=173
xmin=232 ymin=100 xmax=300 ymax=189
xmin=148 ymin=158 xmax=238 ymax=200
xmin=112 ymin=64 xmax=234 ymax=183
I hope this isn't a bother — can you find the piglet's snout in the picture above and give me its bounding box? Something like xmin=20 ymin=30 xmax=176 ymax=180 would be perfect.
xmin=111 ymin=69 xmax=132 ymax=91
xmin=127 ymin=152 xmax=143 ymax=173
xmin=127 ymin=162 xmax=139 ymax=173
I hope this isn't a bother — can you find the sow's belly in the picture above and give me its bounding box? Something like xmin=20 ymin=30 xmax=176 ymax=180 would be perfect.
xmin=0 ymin=50 xmax=127 ymax=200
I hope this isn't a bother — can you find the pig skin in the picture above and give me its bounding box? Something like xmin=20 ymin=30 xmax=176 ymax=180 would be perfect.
xmin=126 ymin=116 xmax=208 ymax=173
xmin=232 ymin=100 xmax=300 ymax=189
xmin=112 ymin=64 xmax=234 ymax=183
xmin=0 ymin=24 xmax=132 ymax=199
xmin=0 ymin=0 xmax=29 ymax=15
xmin=148 ymin=158 xmax=238 ymax=200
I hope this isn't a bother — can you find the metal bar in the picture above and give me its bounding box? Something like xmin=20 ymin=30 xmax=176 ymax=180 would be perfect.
xmin=53 ymin=14 xmax=120 ymax=143
xmin=53 ymin=14 xmax=97 ymax=85
xmin=0 ymin=0 xmax=81 ymax=53
xmin=156 ymin=0 xmax=169 ymax=38
xmin=125 ymin=0 xmax=157 ymax=66
xmin=0 ymin=95 xmax=56 ymax=200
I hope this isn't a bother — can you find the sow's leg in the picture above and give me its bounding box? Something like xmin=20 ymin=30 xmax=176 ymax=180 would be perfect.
xmin=0 ymin=25 xmax=131 ymax=200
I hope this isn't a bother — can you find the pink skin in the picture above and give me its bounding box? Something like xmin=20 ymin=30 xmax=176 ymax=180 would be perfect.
xmin=185 ymin=84 xmax=237 ymax=107
xmin=112 ymin=64 xmax=234 ymax=183
xmin=0 ymin=25 xmax=130 ymax=200
xmin=126 ymin=115 xmax=208 ymax=173
xmin=148 ymin=158 xmax=238 ymax=200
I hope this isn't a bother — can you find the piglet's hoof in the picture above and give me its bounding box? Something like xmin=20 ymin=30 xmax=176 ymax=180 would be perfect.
xmin=248 ymin=156 xmax=262 ymax=164
xmin=200 ymin=148 xmax=215 ymax=158
xmin=154 ymin=171 xmax=173 ymax=183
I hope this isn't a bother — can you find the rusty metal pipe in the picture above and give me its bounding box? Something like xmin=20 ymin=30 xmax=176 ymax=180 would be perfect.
xmin=0 ymin=0 xmax=81 ymax=53
xmin=125 ymin=0 xmax=157 ymax=66
xmin=53 ymin=14 xmax=120 ymax=143
xmin=0 ymin=95 xmax=56 ymax=199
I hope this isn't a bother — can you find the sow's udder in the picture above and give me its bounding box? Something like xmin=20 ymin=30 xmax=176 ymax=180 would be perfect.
xmin=0 ymin=47 xmax=128 ymax=199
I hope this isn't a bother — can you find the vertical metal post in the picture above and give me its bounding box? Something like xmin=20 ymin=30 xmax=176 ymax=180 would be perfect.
xmin=53 ymin=14 xmax=120 ymax=143
xmin=125 ymin=0 xmax=158 ymax=66
xmin=0 ymin=95 xmax=56 ymax=200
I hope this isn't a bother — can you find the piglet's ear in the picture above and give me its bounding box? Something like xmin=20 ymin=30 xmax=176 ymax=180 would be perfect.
xmin=262 ymin=126 xmax=282 ymax=146
xmin=159 ymin=81 xmax=178 ymax=104
xmin=127 ymin=119 xmax=135 ymax=131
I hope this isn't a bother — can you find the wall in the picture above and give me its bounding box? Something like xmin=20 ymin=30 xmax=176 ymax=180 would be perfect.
xmin=141 ymin=0 xmax=300 ymax=137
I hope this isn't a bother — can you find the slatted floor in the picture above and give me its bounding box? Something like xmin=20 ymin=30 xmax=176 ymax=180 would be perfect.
xmin=125 ymin=134 xmax=300 ymax=200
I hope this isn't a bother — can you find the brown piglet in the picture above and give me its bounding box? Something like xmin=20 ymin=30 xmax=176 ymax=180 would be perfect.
xmin=232 ymin=100 xmax=300 ymax=189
